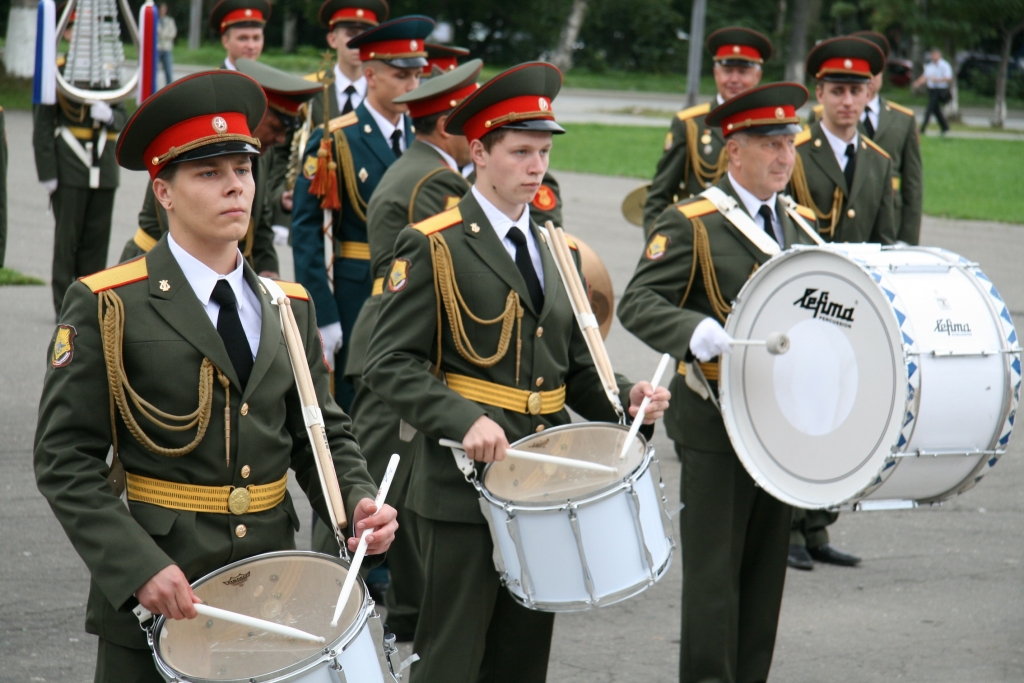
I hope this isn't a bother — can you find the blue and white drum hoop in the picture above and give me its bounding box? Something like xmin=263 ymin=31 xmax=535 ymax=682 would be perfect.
xmin=720 ymin=244 xmax=1020 ymax=510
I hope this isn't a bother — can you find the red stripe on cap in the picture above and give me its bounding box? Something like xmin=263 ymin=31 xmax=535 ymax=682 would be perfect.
xmin=462 ymin=94 xmax=554 ymax=143
xmin=406 ymin=82 xmax=478 ymax=119
xmin=714 ymin=44 xmax=762 ymax=62
xmin=425 ymin=56 xmax=459 ymax=73
xmin=144 ymin=111 xmax=251 ymax=178
xmin=360 ymin=38 xmax=427 ymax=61
xmin=266 ymin=91 xmax=303 ymax=116
xmin=817 ymin=57 xmax=872 ymax=78
xmin=220 ymin=7 xmax=265 ymax=30
xmin=719 ymin=105 xmax=798 ymax=136
xmin=330 ymin=7 xmax=378 ymax=26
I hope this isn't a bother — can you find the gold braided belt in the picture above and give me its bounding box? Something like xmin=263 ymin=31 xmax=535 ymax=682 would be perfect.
xmin=65 ymin=125 xmax=119 ymax=141
xmin=446 ymin=372 xmax=565 ymax=416
xmin=126 ymin=471 xmax=288 ymax=515
xmin=336 ymin=241 xmax=371 ymax=260
xmin=677 ymin=360 xmax=720 ymax=382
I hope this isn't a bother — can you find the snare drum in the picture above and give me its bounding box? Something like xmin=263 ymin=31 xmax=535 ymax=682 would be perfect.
xmin=720 ymin=244 xmax=1020 ymax=510
xmin=475 ymin=423 xmax=675 ymax=611
xmin=146 ymin=551 xmax=400 ymax=683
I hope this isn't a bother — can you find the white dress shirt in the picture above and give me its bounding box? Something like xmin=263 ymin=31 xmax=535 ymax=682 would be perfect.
xmin=863 ymin=94 xmax=880 ymax=132
xmin=365 ymin=100 xmax=408 ymax=153
xmin=168 ymin=234 xmax=262 ymax=358
xmin=421 ymin=140 xmax=459 ymax=171
xmin=820 ymin=122 xmax=859 ymax=172
xmin=471 ymin=185 xmax=545 ymax=290
xmin=334 ymin=65 xmax=367 ymax=113
xmin=923 ymin=59 xmax=953 ymax=89
xmin=728 ymin=172 xmax=783 ymax=247
xmin=223 ymin=58 xmax=237 ymax=70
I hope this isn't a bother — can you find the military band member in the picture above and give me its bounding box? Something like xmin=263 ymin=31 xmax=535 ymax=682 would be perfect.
xmin=210 ymin=0 xmax=269 ymax=70
xmin=619 ymin=83 xmax=820 ymax=683
xmin=292 ymin=15 xmax=432 ymax=411
xmin=643 ymin=27 xmax=772 ymax=232
xmin=423 ymin=43 xmax=470 ymax=76
xmin=118 ymin=59 xmax=321 ymax=278
xmin=363 ymin=63 xmax=669 ymax=683
xmin=34 ymin=70 xmax=397 ymax=683
xmin=789 ymin=36 xmax=896 ymax=245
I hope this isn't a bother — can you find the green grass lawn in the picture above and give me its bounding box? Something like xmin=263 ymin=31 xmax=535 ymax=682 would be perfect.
xmin=551 ymin=124 xmax=1024 ymax=224
xmin=0 ymin=267 xmax=45 ymax=285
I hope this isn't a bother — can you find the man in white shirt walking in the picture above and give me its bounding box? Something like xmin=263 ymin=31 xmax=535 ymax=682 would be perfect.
xmin=156 ymin=3 xmax=177 ymax=87
xmin=913 ymin=48 xmax=953 ymax=134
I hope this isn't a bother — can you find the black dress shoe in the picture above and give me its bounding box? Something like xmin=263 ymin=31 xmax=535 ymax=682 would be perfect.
xmin=808 ymin=543 xmax=861 ymax=566
xmin=787 ymin=544 xmax=814 ymax=570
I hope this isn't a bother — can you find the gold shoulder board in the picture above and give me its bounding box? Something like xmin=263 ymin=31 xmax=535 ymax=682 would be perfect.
xmin=413 ymin=206 xmax=463 ymax=235
xmin=886 ymin=100 xmax=915 ymax=117
xmin=794 ymin=126 xmax=813 ymax=146
xmin=273 ymin=280 xmax=309 ymax=300
xmin=812 ymin=104 xmax=824 ymax=116
xmin=80 ymin=257 xmax=148 ymax=293
xmin=328 ymin=112 xmax=359 ymax=133
xmin=863 ymin=136 xmax=891 ymax=159
xmin=303 ymin=71 xmax=323 ymax=83
xmin=676 ymin=102 xmax=711 ymax=122
xmin=678 ymin=198 xmax=717 ymax=219
xmin=793 ymin=204 xmax=816 ymax=221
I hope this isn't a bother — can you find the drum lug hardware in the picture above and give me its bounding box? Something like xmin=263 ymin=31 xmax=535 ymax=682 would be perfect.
xmin=568 ymin=505 xmax=597 ymax=605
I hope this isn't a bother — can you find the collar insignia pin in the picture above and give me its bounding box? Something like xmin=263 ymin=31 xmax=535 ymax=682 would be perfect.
xmin=364 ymin=124 xmax=372 ymax=134
xmin=470 ymin=223 xmax=481 ymax=233
xmin=358 ymin=167 xmax=369 ymax=182
xmin=159 ymin=280 xmax=171 ymax=292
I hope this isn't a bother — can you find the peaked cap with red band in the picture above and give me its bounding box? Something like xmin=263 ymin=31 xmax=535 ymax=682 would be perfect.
xmin=444 ymin=62 xmax=564 ymax=143
xmin=117 ymin=71 xmax=266 ymax=178
xmin=423 ymin=43 xmax=470 ymax=76
xmin=394 ymin=59 xmax=482 ymax=119
xmin=318 ymin=0 xmax=388 ymax=29
xmin=235 ymin=58 xmax=321 ymax=117
xmin=705 ymin=82 xmax=808 ymax=137
xmin=346 ymin=15 xmax=435 ymax=68
xmin=706 ymin=27 xmax=773 ymax=66
xmin=209 ymin=0 xmax=270 ymax=33
xmin=807 ymin=36 xmax=885 ymax=83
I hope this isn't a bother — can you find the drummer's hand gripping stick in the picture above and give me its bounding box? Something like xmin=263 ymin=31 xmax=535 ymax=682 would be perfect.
xmin=330 ymin=453 xmax=400 ymax=627
xmin=618 ymin=353 xmax=672 ymax=460
xmin=440 ymin=439 xmax=619 ymax=474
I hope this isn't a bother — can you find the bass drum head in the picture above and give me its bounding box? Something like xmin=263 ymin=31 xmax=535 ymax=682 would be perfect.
xmin=483 ymin=423 xmax=647 ymax=505
xmin=154 ymin=552 xmax=365 ymax=682
xmin=721 ymin=247 xmax=908 ymax=508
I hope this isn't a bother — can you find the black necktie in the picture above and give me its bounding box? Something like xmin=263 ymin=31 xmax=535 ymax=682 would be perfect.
xmin=341 ymin=84 xmax=356 ymax=114
xmin=211 ymin=280 xmax=253 ymax=389
xmin=506 ymin=226 xmax=544 ymax=313
xmin=862 ymin=107 xmax=875 ymax=139
xmin=843 ymin=143 xmax=857 ymax=192
xmin=758 ymin=204 xmax=778 ymax=245
xmin=390 ymin=129 xmax=403 ymax=158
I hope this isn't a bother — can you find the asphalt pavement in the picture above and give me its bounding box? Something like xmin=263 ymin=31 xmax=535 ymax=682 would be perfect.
xmin=1 ymin=108 xmax=1022 ymax=682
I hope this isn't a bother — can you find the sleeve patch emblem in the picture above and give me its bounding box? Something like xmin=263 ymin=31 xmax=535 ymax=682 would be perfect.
xmin=388 ymin=258 xmax=410 ymax=292
xmin=645 ymin=234 xmax=669 ymax=261
xmin=531 ymin=184 xmax=557 ymax=211
xmin=664 ymin=131 xmax=674 ymax=151
xmin=444 ymin=195 xmax=461 ymax=210
xmin=52 ymin=324 xmax=77 ymax=368
xmin=302 ymin=155 xmax=318 ymax=180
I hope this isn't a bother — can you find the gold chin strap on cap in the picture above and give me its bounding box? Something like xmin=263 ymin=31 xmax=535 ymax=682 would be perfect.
xmin=685 ymin=118 xmax=728 ymax=189
xmin=790 ymin=155 xmax=843 ymax=239
xmin=99 ymin=290 xmax=232 ymax=466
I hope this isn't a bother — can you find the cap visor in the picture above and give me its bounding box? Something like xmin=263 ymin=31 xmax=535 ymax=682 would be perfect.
xmin=739 ymin=123 xmax=804 ymax=136
xmin=819 ymin=73 xmax=871 ymax=83
xmin=715 ymin=58 xmax=761 ymax=67
xmin=171 ymin=141 xmax=261 ymax=165
xmin=503 ymin=119 xmax=565 ymax=134
xmin=380 ymin=57 xmax=428 ymax=69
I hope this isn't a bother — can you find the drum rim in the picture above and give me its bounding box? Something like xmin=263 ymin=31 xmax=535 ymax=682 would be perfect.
xmin=477 ymin=422 xmax=654 ymax=511
xmin=151 ymin=550 xmax=374 ymax=683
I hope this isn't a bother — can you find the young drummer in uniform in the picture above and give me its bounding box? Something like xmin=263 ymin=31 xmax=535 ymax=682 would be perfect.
xmin=643 ymin=27 xmax=772 ymax=233
xmin=210 ymin=0 xmax=269 ymax=70
xmin=363 ymin=62 xmax=670 ymax=683
xmin=291 ymin=15 xmax=432 ymax=411
xmin=618 ymin=83 xmax=821 ymax=683
xmin=789 ymin=36 xmax=896 ymax=245
xmin=33 ymin=71 xmax=397 ymax=683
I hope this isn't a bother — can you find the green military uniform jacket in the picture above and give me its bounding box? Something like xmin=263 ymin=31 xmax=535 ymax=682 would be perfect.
xmin=619 ymin=176 xmax=820 ymax=453
xmin=33 ymin=96 xmax=127 ymax=189
xmin=790 ymin=121 xmax=896 ymax=244
xmin=34 ymin=238 xmax=377 ymax=648
xmin=344 ymin=138 xmax=470 ymax=381
xmin=119 ymin=149 xmax=280 ymax=274
xmin=643 ymin=101 xmax=727 ymax=233
xmin=364 ymin=191 xmax=634 ymax=523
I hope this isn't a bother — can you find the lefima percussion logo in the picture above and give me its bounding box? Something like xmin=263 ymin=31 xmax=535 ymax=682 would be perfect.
xmin=935 ymin=319 xmax=972 ymax=336
xmin=793 ymin=288 xmax=855 ymax=327
xmin=222 ymin=571 xmax=251 ymax=587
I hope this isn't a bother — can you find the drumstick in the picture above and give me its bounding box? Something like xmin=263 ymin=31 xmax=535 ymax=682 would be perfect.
xmin=439 ymin=439 xmax=619 ymax=474
xmin=618 ymin=353 xmax=671 ymax=460
xmin=330 ymin=453 xmax=400 ymax=627
xmin=730 ymin=332 xmax=790 ymax=355
xmin=194 ymin=604 xmax=325 ymax=644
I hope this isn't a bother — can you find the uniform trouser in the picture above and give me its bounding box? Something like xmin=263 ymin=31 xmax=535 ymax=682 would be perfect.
xmin=94 ymin=638 xmax=161 ymax=683
xmin=51 ymin=186 xmax=116 ymax=314
xmin=411 ymin=517 xmax=554 ymax=683
xmin=790 ymin=508 xmax=839 ymax=548
xmin=678 ymin=445 xmax=791 ymax=683
xmin=922 ymin=89 xmax=950 ymax=132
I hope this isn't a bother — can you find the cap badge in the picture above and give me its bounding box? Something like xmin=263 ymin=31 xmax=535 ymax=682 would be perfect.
xmin=538 ymin=98 xmax=549 ymax=111
xmin=244 ymin=8 xmax=252 ymax=16
xmin=356 ymin=8 xmax=364 ymax=16
xmin=410 ymin=40 xmax=418 ymax=50
xmin=732 ymin=45 xmax=740 ymax=54
xmin=212 ymin=116 xmax=228 ymax=133
xmin=844 ymin=59 xmax=853 ymax=69
xmin=775 ymin=107 xmax=785 ymax=119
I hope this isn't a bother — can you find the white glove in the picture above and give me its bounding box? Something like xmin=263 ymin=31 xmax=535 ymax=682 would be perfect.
xmin=689 ymin=317 xmax=733 ymax=363
xmin=318 ymin=322 xmax=344 ymax=371
xmin=41 ymin=179 xmax=58 ymax=195
xmin=87 ymin=100 xmax=114 ymax=125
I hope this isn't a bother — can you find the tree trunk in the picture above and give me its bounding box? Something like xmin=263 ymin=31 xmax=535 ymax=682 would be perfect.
xmin=684 ymin=0 xmax=707 ymax=107
xmin=992 ymin=23 xmax=1024 ymax=129
xmin=188 ymin=0 xmax=203 ymax=50
xmin=283 ymin=11 xmax=297 ymax=54
xmin=785 ymin=0 xmax=809 ymax=83
xmin=5 ymin=0 xmax=40 ymax=78
xmin=549 ymin=0 xmax=588 ymax=73
xmin=775 ymin=0 xmax=788 ymax=39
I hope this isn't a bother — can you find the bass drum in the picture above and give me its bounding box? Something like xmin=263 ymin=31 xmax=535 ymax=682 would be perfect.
xmin=720 ymin=244 xmax=1020 ymax=510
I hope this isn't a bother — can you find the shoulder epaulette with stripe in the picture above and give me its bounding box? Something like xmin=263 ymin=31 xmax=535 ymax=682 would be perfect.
xmin=413 ymin=206 xmax=463 ymax=235
xmin=812 ymin=104 xmax=824 ymax=116
xmin=886 ymin=100 xmax=914 ymax=117
xmin=794 ymin=126 xmax=813 ymax=146
xmin=678 ymin=198 xmax=717 ymax=219
xmin=562 ymin=234 xmax=579 ymax=250
xmin=80 ymin=257 xmax=148 ymax=293
xmin=273 ymin=280 xmax=309 ymax=300
xmin=676 ymin=102 xmax=711 ymax=122
xmin=303 ymin=71 xmax=323 ymax=83
xmin=792 ymin=203 xmax=816 ymax=221
xmin=862 ymin=136 xmax=890 ymax=159
xmin=328 ymin=111 xmax=359 ymax=133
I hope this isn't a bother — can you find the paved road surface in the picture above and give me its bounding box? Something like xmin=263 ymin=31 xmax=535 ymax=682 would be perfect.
xmin=1 ymin=109 xmax=1021 ymax=682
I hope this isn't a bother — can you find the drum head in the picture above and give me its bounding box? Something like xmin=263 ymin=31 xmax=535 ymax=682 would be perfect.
xmin=721 ymin=247 xmax=908 ymax=508
xmin=155 ymin=552 xmax=365 ymax=682
xmin=483 ymin=423 xmax=647 ymax=505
